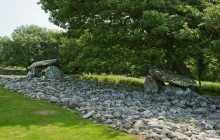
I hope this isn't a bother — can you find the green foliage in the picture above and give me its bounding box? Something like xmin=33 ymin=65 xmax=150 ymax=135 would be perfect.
xmin=203 ymin=4 xmax=220 ymax=32
xmin=0 ymin=86 xmax=137 ymax=140
xmin=38 ymin=0 xmax=220 ymax=79
xmin=0 ymin=36 xmax=14 ymax=66
xmin=0 ymin=25 xmax=63 ymax=69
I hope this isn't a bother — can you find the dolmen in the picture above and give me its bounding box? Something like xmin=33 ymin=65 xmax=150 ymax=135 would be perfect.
xmin=144 ymin=68 xmax=197 ymax=95
xmin=26 ymin=58 xmax=63 ymax=80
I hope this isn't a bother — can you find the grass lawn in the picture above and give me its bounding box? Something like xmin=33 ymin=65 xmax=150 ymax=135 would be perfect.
xmin=0 ymin=87 xmax=138 ymax=140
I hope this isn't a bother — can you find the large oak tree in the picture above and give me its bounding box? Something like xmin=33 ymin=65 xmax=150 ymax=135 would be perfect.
xmin=38 ymin=0 xmax=220 ymax=79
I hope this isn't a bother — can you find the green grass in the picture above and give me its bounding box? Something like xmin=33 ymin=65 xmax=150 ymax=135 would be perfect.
xmin=67 ymin=74 xmax=220 ymax=96
xmin=197 ymin=81 xmax=220 ymax=96
xmin=0 ymin=66 xmax=26 ymax=71
xmin=0 ymin=86 xmax=138 ymax=140
xmin=68 ymin=74 xmax=145 ymax=88
xmin=0 ymin=75 xmax=26 ymax=78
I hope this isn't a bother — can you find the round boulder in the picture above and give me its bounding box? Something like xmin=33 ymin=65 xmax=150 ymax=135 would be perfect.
xmin=45 ymin=66 xmax=63 ymax=80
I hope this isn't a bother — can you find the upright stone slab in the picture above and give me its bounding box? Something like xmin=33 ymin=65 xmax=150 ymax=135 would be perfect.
xmin=45 ymin=66 xmax=63 ymax=80
xmin=144 ymin=76 xmax=158 ymax=93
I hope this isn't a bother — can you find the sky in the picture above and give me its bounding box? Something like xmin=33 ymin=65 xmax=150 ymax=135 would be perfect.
xmin=0 ymin=0 xmax=62 ymax=37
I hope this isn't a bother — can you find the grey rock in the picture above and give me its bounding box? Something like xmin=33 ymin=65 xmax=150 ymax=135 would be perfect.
xmin=124 ymin=123 xmax=132 ymax=129
xmin=83 ymin=111 xmax=95 ymax=119
xmin=166 ymin=130 xmax=176 ymax=139
xmin=158 ymin=116 xmax=165 ymax=120
xmin=193 ymin=108 xmax=207 ymax=114
xmin=92 ymin=113 xmax=101 ymax=119
xmin=144 ymin=76 xmax=158 ymax=93
xmin=50 ymin=96 xmax=59 ymax=103
xmin=184 ymin=131 xmax=192 ymax=137
xmin=152 ymin=128 xmax=162 ymax=134
xmin=206 ymin=130 xmax=220 ymax=136
xmin=103 ymin=100 xmax=112 ymax=107
xmin=18 ymin=90 xmax=25 ymax=94
xmin=104 ymin=114 xmax=114 ymax=119
xmin=105 ymin=119 xmax=113 ymax=124
xmin=210 ymin=105 xmax=217 ymax=110
xmin=149 ymin=68 xmax=196 ymax=87
xmin=45 ymin=66 xmax=63 ymax=80
xmin=200 ymin=101 xmax=208 ymax=107
xmin=108 ymin=124 xmax=117 ymax=128
xmin=26 ymin=71 xmax=33 ymax=78
xmin=214 ymin=122 xmax=220 ymax=130
xmin=29 ymin=58 xmax=61 ymax=69
xmin=141 ymin=110 xmax=153 ymax=118
xmin=127 ymin=129 xmax=139 ymax=135
xmin=133 ymin=120 xmax=147 ymax=131
xmin=164 ymin=84 xmax=187 ymax=95
xmin=180 ymin=125 xmax=188 ymax=133
xmin=205 ymin=123 xmax=214 ymax=130
xmin=197 ymin=132 xmax=207 ymax=140
xmin=192 ymin=130 xmax=199 ymax=135
xmin=173 ymin=132 xmax=190 ymax=140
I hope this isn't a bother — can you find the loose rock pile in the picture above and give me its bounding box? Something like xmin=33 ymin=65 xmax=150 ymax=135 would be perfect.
xmin=0 ymin=76 xmax=220 ymax=140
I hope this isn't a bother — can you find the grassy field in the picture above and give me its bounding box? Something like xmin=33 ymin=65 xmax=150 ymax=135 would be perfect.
xmin=0 ymin=86 xmax=138 ymax=140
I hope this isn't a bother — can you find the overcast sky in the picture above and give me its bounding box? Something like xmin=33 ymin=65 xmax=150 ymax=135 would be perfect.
xmin=0 ymin=0 xmax=62 ymax=37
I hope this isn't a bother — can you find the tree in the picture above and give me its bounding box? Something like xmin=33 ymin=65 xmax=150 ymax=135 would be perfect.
xmin=0 ymin=36 xmax=14 ymax=66
xmin=39 ymin=0 xmax=220 ymax=79
xmin=10 ymin=25 xmax=63 ymax=70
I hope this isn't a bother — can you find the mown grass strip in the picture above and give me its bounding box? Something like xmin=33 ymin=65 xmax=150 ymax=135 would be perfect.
xmin=0 ymin=86 xmax=138 ymax=140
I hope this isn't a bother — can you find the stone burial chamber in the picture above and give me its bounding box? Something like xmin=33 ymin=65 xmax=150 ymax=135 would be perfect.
xmin=26 ymin=58 xmax=63 ymax=80
xmin=144 ymin=68 xmax=197 ymax=95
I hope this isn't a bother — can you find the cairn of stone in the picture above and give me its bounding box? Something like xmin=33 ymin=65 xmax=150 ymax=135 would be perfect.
xmin=26 ymin=59 xmax=63 ymax=80
xmin=144 ymin=68 xmax=197 ymax=95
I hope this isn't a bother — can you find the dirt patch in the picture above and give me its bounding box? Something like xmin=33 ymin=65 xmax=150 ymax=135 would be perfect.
xmin=33 ymin=110 xmax=57 ymax=115
xmin=132 ymin=134 xmax=145 ymax=140
xmin=0 ymin=96 xmax=9 ymax=99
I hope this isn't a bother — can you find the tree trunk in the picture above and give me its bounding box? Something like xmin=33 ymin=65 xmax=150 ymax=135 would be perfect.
xmin=173 ymin=62 xmax=192 ymax=78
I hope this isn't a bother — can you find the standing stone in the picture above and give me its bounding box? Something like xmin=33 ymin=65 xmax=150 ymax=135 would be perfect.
xmin=144 ymin=76 xmax=158 ymax=93
xmin=26 ymin=71 xmax=33 ymax=78
xmin=45 ymin=66 xmax=63 ymax=80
